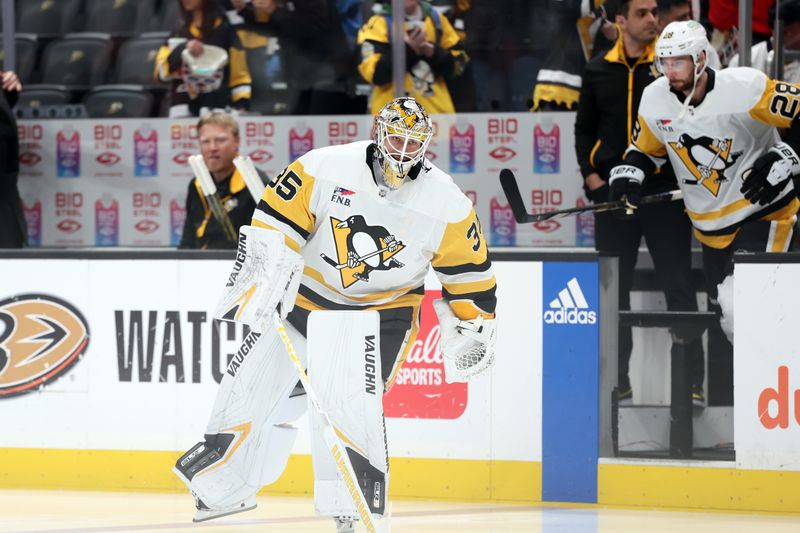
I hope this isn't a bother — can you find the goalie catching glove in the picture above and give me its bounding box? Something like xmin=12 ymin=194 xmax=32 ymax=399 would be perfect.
xmin=432 ymin=299 xmax=497 ymax=383
xmin=740 ymin=142 xmax=800 ymax=206
xmin=214 ymin=225 xmax=303 ymax=331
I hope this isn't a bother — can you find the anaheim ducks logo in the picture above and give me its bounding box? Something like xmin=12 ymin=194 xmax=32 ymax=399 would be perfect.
xmin=0 ymin=294 xmax=90 ymax=398
xmin=668 ymin=134 xmax=743 ymax=197
xmin=321 ymin=215 xmax=405 ymax=288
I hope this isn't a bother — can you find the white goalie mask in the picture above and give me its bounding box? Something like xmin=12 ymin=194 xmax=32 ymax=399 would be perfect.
xmin=181 ymin=44 xmax=229 ymax=99
xmin=655 ymin=21 xmax=709 ymax=117
xmin=372 ymin=97 xmax=433 ymax=190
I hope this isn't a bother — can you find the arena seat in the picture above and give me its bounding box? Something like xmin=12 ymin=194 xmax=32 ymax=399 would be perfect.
xmin=83 ymin=84 xmax=155 ymax=117
xmin=14 ymin=84 xmax=77 ymax=119
xmin=113 ymin=32 xmax=169 ymax=87
xmin=38 ymin=32 xmax=113 ymax=89
xmin=17 ymin=0 xmax=83 ymax=38
xmin=83 ymin=0 xmax=158 ymax=38
xmin=0 ymin=33 xmax=39 ymax=85
xmin=154 ymin=0 xmax=183 ymax=33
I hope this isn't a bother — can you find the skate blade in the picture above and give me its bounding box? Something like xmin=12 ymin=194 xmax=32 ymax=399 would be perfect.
xmin=193 ymin=502 xmax=257 ymax=523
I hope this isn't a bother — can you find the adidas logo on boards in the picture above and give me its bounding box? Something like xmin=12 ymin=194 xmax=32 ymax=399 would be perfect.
xmin=543 ymin=277 xmax=597 ymax=325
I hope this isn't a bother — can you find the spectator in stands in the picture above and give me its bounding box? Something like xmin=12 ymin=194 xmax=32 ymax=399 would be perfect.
xmin=655 ymin=0 xmax=722 ymax=68
xmin=155 ymin=0 xmax=252 ymax=117
xmin=229 ymin=0 xmax=366 ymax=115
xmin=531 ymin=0 xmax=696 ymax=113
xmin=574 ymin=0 xmax=706 ymax=405
xmin=179 ymin=112 xmax=266 ymax=250
xmin=0 ymin=70 xmax=25 ymax=248
xmin=657 ymin=0 xmax=691 ymax=24
xmin=709 ymin=0 xmax=775 ymax=46
xmin=531 ymin=0 xmax=616 ymax=111
xmin=438 ymin=0 xmax=504 ymax=111
xmin=358 ymin=0 xmax=469 ymax=114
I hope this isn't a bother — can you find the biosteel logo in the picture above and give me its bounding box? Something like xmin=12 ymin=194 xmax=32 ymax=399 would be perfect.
xmin=96 ymin=152 xmax=121 ymax=166
xmin=489 ymin=146 xmax=517 ymax=162
xmin=19 ymin=152 xmax=41 ymax=166
xmin=383 ymin=290 xmax=467 ymax=419
xmin=758 ymin=366 xmax=800 ymax=429
xmin=134 ymin=219 xmax=159 ymax=234
xmin=57 ymin=219 xmax=82 ymax=233
xmin=543 ymin=277 xmax=597 ymax=325
xmin=249 ymin=149 xmax=273 ymax=164
xmin=172 ymin=152 xmax=191 ymax=166
xmin=534 ymin=219 xmax=561 ymax=233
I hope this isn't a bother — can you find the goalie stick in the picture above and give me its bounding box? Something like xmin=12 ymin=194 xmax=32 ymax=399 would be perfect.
xmin=272 ymin=312 xmax=383 ymax=533
xmin=499 ymin=168 xmax=683 ymax=223
xmin=188 ymin=154 xmax=238 ymax=242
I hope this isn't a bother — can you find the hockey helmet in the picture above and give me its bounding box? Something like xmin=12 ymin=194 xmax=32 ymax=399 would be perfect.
xmin=373 ymin=96 xmax=433 ymax=190
xmin=181 ymin=44 xmax=229 ymax=99
xmin=655 ymin=20 xmax=709 ymax=75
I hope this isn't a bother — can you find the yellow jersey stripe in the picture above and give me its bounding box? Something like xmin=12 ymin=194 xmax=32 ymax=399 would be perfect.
xmin=686 ymin=198 xmax=752 ymax=222
xmin=771 ymin=218 xmax=795 ymax=252
xmin=441 ymin=275 xmax=497 ymax=296
xmin=303 ymin=266 xmax=422 ymax=304
xmin=250 ymin=219 xmax=301 ymax=252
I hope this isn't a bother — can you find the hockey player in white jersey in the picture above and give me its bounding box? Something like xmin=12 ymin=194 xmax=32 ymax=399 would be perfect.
xmin=608 ymin=20 xmax=800 ymax=340
xmin=172 ymin=97 xmax=497 ymax=532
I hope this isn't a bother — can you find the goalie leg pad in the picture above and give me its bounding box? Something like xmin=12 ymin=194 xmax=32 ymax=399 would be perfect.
xmin=256 ymin=390 xmax=307 ymax=486
xmin=307 ymin=311 xmax=389 ymax=518
xmin=174 ymin=320 xmax=308 ymax=509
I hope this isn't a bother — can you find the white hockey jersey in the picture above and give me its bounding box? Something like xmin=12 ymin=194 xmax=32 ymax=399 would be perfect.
xmin=628 ymin=67 xmax=800 ymax=249
xmin=251 ymin=140 xmax=496 ymax=321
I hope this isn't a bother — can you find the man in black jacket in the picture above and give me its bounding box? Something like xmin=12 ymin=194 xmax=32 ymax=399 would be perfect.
xmin=179 ymin=112 xmax=267 ymax=250
xmin=574 ymin=0 xmax=705 ymax=405
xmin=0 ymin=70 xmax=25 ymax=248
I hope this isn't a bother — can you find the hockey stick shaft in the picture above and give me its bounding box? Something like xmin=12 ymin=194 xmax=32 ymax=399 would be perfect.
xmin=233 ymin=155 xmax=266 ymax=203
xmin=500 ymin=168 xmax=683 ymax=223
xmin=189 ymin=155 xmax=239 ymax=242
xmin=272 ymin=313 xmax=381 ymax=533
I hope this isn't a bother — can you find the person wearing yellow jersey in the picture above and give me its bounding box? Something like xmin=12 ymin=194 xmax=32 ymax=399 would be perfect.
xmin=179 ymin=112 xmax=267 ymax=249
xmin=357 ymin=0 xmax=469 ymax=114
xmin=155 ymin=0 xmax=252 ymax=117
xmin=173 ymin=97 xmax=497 ymax=533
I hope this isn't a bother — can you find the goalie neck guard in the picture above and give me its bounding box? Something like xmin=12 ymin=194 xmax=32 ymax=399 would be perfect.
xmin=372 ymin=97 xmax=433 ymax=190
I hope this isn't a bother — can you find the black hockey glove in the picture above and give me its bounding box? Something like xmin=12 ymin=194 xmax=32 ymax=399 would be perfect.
xmin=608 ymin=164 xmax=644 ymax=219
xmin=741 ymin=143 xmax=800 ymax=206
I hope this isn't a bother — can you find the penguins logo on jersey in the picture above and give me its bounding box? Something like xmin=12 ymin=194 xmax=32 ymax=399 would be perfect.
xmin=322 ymin=215 xmax=405 ymax=288
xmin=0 ymin=294 xmax=90 ymax=398
xmin=668 ymin=134 xmax=743 ymax=197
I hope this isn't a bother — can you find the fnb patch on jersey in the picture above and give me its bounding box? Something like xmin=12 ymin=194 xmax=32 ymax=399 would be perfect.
xmin=331 ymin=186 xmax=356 ymax=206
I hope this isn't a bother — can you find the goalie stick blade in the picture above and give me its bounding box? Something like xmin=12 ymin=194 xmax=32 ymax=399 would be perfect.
xmin=499 ymin=169 xmax=538 ymax=223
